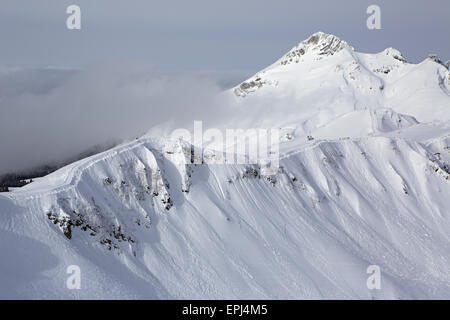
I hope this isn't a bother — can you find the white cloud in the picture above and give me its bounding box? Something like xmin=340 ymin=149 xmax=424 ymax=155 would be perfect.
xmin=0 ymin=64 xmax=234 ymax=175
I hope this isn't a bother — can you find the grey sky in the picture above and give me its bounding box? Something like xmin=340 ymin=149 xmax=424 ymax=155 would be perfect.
xmin=0 ymin=0 xmax=449 ymax=176
xmin=0 ymin=0 xmax=449 ymax=74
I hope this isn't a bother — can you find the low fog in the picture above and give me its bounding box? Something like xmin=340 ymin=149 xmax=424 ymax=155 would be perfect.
xmin=0 ymin=65 xmax=243 ymax=176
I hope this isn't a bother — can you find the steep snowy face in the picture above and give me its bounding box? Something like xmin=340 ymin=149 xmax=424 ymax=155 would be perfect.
xmin=0 ymin=32 xmax=450 ymax=299
xmin=2 ymin=132 xmax=450 ymax=299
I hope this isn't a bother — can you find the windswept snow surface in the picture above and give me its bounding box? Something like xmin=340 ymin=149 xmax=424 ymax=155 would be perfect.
xmin=1 ymin=32 xmax=450 ymax=299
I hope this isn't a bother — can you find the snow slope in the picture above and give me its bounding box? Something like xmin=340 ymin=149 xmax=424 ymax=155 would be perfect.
xmin=1 ymin=32 xmax=450 ymax=299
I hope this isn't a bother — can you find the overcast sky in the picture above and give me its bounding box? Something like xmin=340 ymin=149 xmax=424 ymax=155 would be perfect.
xmin=0 ymin=0 xmax=449 ymax=74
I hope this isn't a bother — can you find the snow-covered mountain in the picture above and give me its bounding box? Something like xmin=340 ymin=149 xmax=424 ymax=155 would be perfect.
xmin=1 ymin=32 xmax=450 ymax=299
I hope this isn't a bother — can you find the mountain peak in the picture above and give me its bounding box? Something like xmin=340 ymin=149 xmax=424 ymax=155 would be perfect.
xmin=303 ymin=31 xmax=341 ymax=44
xmin=279 ymin=32 xmax=352 ymax=66
xmin=381 ymin=47 xmax=407 ymax=63
xmin=426 ymin=54 xmax=449 ymax=69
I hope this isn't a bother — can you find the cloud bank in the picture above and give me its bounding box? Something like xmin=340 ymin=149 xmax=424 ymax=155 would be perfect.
xmin=0 ymin=65 xmax=238 ymax=176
